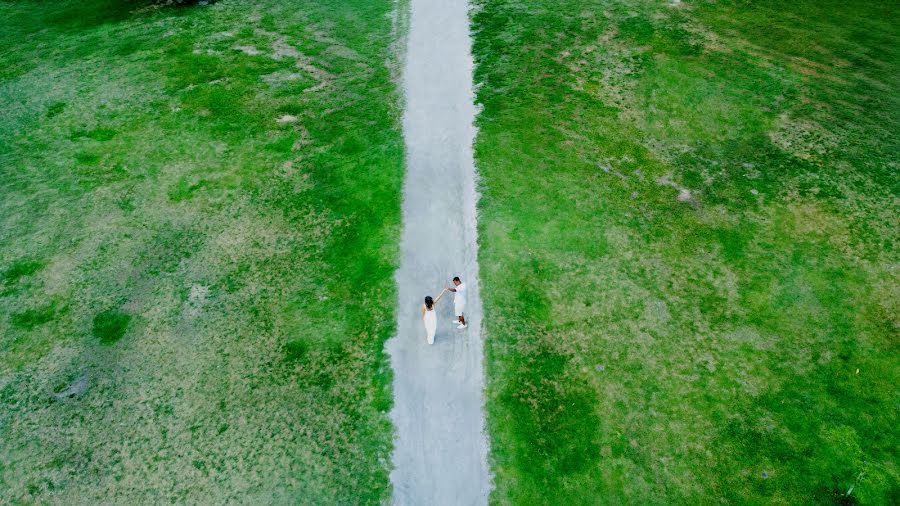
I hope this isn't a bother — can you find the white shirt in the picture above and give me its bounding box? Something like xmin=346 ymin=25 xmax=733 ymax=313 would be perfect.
xmin=454 ymin=283 xmax=467 ymax=303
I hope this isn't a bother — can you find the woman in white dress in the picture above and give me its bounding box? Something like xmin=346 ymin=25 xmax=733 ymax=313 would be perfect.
xmin=422 ymin=289 xmax=448 ymax=345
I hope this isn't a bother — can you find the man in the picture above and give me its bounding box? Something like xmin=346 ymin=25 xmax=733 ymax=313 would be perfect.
xmin=447 ymin=276 xmax=467 ymax=329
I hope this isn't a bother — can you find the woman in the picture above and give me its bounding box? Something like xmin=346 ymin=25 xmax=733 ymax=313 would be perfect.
xmin=422 ymin=288 xmax=448 ymax=345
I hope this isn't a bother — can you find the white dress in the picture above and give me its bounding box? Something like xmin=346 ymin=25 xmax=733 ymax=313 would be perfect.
xmin=423 ymin=306 xmax=437 ymax=344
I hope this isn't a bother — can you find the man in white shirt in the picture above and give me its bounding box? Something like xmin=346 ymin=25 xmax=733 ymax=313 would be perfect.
xmin=447 ymin=276 xmax=467 ymax=329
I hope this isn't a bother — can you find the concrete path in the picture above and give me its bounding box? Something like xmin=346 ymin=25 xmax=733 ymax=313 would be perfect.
xmin=384 ymin=0 xmax=491 ymax=504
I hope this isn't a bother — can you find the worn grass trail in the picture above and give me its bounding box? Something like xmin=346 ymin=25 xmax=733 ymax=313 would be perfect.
xmin=385 ymin=0 xmax=490 ymax=503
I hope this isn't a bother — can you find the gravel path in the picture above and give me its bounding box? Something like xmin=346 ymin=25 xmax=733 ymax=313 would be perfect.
xmin=384 ymin=0 xmax=491 ymax=503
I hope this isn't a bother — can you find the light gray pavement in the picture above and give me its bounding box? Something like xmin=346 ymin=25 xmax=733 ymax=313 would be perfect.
xmin=384 ymin=0 xmax=491 ymax=504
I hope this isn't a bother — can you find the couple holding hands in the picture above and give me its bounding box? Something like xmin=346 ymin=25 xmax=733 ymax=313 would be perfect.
xmin=421 ymin=276 xmax=467 ymax=345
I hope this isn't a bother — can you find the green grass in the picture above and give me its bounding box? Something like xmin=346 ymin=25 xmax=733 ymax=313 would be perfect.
xmin=0 ymin=0 xmax=403 ymax=502
xmin=472 ymin=0 xmax=898 ymax=503
xmin=91 ymin=309 xmax=132 ymax=345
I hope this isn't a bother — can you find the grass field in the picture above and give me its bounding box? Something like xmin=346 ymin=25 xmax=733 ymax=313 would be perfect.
xmin=472 ymin=0 xmax=898 ymax=503
xmin=0 ymin=0 xmax=403 ymax=502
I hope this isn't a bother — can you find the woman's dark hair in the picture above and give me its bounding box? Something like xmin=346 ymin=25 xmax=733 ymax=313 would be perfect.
xmin=424 ymin=296 xmax=434 ymax=309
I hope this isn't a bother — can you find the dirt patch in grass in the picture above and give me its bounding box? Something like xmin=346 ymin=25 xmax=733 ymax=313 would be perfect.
xmin=52 ymin=374 xmax=88 ymax=400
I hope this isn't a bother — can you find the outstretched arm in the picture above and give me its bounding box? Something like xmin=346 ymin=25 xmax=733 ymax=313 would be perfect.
xmin=433 ymin=288 xmax=448 ymax=304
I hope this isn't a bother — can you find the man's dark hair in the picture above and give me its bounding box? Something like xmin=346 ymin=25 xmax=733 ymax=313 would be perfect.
xmin=453 ymin=276 xmax=461 ymax=282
